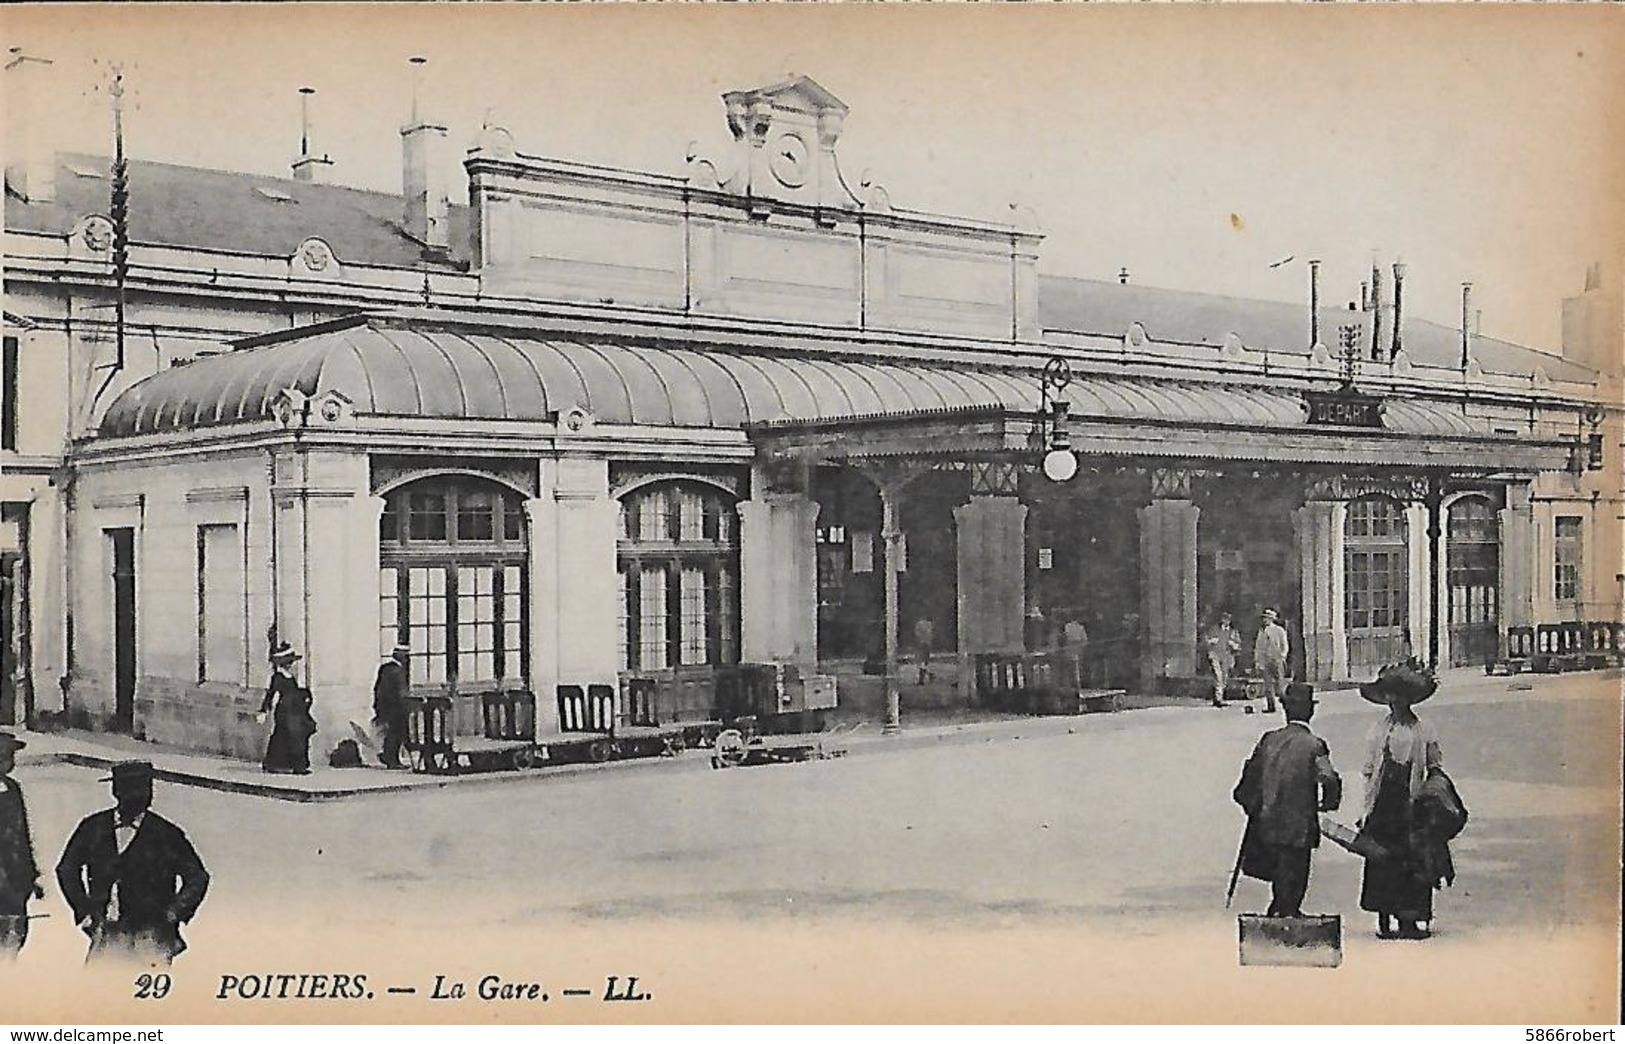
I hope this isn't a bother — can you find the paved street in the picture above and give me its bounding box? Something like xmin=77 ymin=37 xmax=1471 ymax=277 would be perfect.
xmin=4 ymin=670 xmax=1620 ymax=1024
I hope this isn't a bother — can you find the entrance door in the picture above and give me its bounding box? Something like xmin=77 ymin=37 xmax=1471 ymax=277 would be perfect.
xmin=109 ymin=528 xmax=136 ymax=733
xmin=1344 ymin=497 xmax=1410 ymax=676
xmin=1447 ymin=496 xmax=1500 ymax=667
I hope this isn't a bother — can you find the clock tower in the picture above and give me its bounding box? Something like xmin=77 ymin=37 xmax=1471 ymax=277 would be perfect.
xmin=721 ymin=76 xmax=856 ymax=213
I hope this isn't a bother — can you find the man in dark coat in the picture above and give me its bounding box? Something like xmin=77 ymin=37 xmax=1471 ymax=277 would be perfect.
xmin=372 ymin=643 xmax=411 ymax=769
xmin=1232 ymin=682 xmax=1343 ymax=917
xmin=55 ymin=760 xmax=210 ymax=964
xmin=1 ymin=732 xmax=43 ymax=956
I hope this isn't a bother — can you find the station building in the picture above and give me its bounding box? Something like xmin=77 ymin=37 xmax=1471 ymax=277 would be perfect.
xmin=3 ymin=64 xmax=1619 ymax=757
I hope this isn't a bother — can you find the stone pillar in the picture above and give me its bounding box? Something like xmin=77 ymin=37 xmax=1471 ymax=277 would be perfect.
xmin=1406 ymin=502 xmax=1431 ymax=660
xmin=27 ymin=488 xmax=64 ymax=715
xmin=272 ymin=449 xmax=374 ymax=753
xmin=530 ymin=457 xmax=618 ymax=736
xmin=737 ymin=490 xmax=818 ymax=667
xmin=523 ymin=495 xmax=560 ymax=737
xmin=1294 ymin=500 xmax=1348 ymax=682
xmin=1500 ymin=482 xmax=1535 ymax=633
xmin=1138 ymin=494 xmax=1200 ymax=690
xmin=954 ymin=495 xmax=1028 ymax=696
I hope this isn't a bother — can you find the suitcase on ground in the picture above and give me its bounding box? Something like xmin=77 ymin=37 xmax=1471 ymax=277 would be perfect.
xmin=1238 ymin=914 xmax=1342 ymax=968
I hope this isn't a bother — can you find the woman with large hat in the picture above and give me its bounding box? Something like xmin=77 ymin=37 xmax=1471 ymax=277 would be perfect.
xmin=1355 ymin=659 xmax=1447 ymax=939
xmin=259 ymin=641 xmax=317 ymax=775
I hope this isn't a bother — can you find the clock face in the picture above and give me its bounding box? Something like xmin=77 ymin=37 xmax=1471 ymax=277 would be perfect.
xmin=769 ymin=132 xmax=809 ymax=188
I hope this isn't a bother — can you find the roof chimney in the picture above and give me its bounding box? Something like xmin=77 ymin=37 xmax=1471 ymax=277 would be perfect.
xmin=1369 ymin=262 xmax=1385 ymax=361
xmin=1460 ymin=283 xmax=1473 ymax=369
xmin=1118 ymin=267 xmax=1130 ymax=285
xmin=400 ymin=56 xmax=450 ymax=253
xmin=4 ymin=49 xmax=58 ymax=204
xmin=1390 ymin=261 xmax=1406 ymax=360
xmin=291 ymin=86 xmax=334 ymax=184
xmin=1308 ymin=259 xmax=1322 ymax=349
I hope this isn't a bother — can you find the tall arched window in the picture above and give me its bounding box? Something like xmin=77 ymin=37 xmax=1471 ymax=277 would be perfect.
xmin=378 ymin=477 xmax=528 ymax=727
xmin=617 ymin=481 xmax=739 ymax=672
xmin=1345 ymin=494 xmax=1410 ymax=672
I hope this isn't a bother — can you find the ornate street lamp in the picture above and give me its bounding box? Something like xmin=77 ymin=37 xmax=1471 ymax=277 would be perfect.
xmin=1039 ymin=356 xmax=1078 ymax=482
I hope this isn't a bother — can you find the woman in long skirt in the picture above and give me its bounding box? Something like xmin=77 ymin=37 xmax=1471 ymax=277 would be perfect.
xmin=260 ymin=642 xmax=317 ymax=775
xmin=1357 ymin=662 xmax=1442 ymax=939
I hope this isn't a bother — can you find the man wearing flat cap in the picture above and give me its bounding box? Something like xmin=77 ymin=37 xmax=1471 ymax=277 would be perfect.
xmin=55 ymin=760 xmax=210 ymax=964
xmin=1232 ymin=682 xmax=1343 ymax=917
xmin=1 ymin=732 xmax=43 ymax=956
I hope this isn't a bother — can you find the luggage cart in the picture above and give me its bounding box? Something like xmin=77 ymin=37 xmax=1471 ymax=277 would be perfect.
xmin=710 ymin=719 xmax=860 ymax=769
xmin=404 ymin=692 xmax=544 ymax=775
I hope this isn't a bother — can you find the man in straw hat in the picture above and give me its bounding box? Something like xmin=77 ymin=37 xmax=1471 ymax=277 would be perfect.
xmin=0 ymin=731 xmax=43 ymax=956
xmin=1252 ymin=608 xmax=1290 ymax=713
xmin=55 ymin=760 xmax=210 ymax=964
xmin=1231 ymin=682 xmax=1343 ymax=917
xmin=372 ymin=641 xmax=412 ymax=769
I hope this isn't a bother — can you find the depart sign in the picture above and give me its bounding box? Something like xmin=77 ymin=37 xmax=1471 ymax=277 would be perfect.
xmin=1304 ymin=389 xmax=1385 ymax=428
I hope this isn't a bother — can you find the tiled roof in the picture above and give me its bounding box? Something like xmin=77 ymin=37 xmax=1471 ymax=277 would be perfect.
xmin=7 ymin=154 xmax=1591 ymax=383
xmin=4 ymin=153 xmax=471 ymax=271
xmin=1038 ymin=275 xmax=1594 ymax=383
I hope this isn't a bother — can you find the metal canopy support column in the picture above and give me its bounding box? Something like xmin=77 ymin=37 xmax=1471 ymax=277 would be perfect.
xmin=881 ymin=487 xmax=902 ymax=734
xmin=856 ymin=461 xmax=934 ymax=736
xmin=1426 ymin=475 xmax=1445 ymax=670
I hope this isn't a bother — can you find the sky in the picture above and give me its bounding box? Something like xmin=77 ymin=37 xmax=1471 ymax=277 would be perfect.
xmin=5 ymin=4 xmax=1623 ymax=353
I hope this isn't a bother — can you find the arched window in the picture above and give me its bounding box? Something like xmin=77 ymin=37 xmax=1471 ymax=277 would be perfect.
xmin=1345 ymin=494 xmax=1409 ymax=671
xmin=617 ymin=481 xmax=739 ymax=672
xmin=378 ymin=477 xmax=528 ymax=709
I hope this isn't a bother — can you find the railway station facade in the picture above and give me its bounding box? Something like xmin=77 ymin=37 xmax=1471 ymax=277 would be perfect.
xmin=3 ymin=69 xmax=1619 ymax=758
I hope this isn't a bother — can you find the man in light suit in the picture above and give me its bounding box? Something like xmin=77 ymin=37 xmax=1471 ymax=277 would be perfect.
xmin=55 ymin=760 xmax=210 ymax=964
xmin=1232 ymin=683 xmax=1342 ymax=917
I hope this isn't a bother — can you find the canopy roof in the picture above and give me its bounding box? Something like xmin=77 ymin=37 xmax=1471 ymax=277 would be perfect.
xmin=100 ymin=312 xmax=1496 ymax=444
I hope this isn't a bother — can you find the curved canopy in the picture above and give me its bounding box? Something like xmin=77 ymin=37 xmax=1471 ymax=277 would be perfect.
xmin=100 ymin=313 xmax=1487 ymax=440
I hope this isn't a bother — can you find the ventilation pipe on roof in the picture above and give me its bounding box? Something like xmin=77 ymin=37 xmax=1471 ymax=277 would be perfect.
xmin=1460 ymin=283 xmax=1474 ymax=370
xmin=1390 ymin=261 xmax=1406 ymax=361
xmin=291 ymin=86 xmax=334 ymax=184
xmin=1370 ymin=262 xmax=1385 ymax=361
xmin=1308 ymin=259 xmax=1321 ymax=349
xmin=401 ymin=56 xmax=450 ymax=254
xmin=4 ymin=49 xmax=57 ymax=204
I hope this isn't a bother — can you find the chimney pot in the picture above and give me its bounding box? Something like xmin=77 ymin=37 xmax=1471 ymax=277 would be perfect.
xmin=401 ymin=57 xmax=450 ymax=252
xmin=291 ymin=86 xmax=334 ymax=184
xmin=1118 ymin=267 xmax=1130 ymax=285
xmin=4 ymin=50 xmax=58 ymax=204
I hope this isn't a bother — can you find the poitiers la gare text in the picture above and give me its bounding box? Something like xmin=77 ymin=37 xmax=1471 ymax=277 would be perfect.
xmin=211 ymin=971 xmax=651 ymax=1004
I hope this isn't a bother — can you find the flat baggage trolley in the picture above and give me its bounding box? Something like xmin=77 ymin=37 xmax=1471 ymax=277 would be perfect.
xmin=404 ymin=691 xmax=542 ymax=774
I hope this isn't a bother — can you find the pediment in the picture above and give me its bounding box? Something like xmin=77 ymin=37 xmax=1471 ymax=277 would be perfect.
xmin=723 ymin=75 xmax=849 ymax=119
